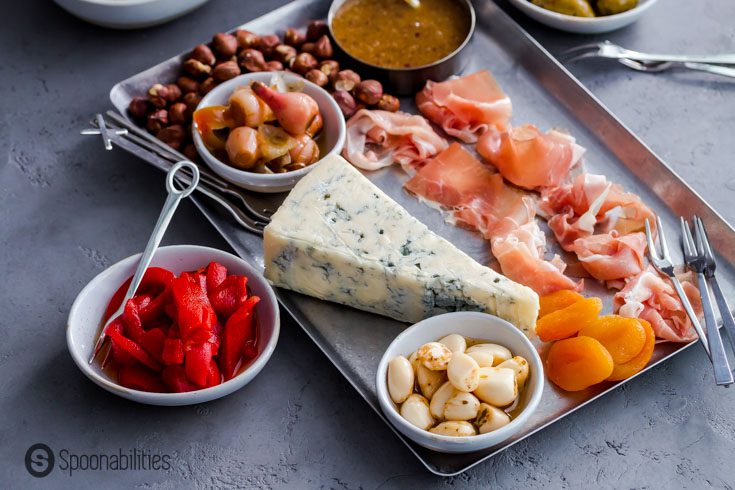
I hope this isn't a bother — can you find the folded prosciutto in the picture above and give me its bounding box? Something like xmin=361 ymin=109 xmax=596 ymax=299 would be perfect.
xmin=342 ymin=109 xmax=448 ymax=172
xmin=614 ymin=267 xmax=702 ymax=343
xmin=540 ymin=173 xmax=657 ymax=251
xmin=572 ymin=231 xmax=647 ymax=282
xmin=416 ymin=71 xmax=512 ymax=144
xmin=405 ymin=143 xmax=580 ymax=295
xmin=477 ymin=125 xmax=585 ymax=190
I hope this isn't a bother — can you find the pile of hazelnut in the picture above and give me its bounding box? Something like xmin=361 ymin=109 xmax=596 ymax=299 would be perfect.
xmin=127 ymin=20 xmax=400 ymax=160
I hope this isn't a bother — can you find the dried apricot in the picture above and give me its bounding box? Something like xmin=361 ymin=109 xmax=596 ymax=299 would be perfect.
xmin=578 ymin=315 xmax=646 ymax=364
xmin=539 ymin=290 xmax=584 ymax=318
xmin=536 ymin=297 xmax=603 ymax=342
xmin=607 ymin=319 xmax=655 ymax=381
xmin=546 ymin=336 xmax=614 ymax=391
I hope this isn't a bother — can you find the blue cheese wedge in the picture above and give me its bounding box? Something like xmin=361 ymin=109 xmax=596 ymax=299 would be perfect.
xmin=263 ymin=154 xmax=539 ymax=334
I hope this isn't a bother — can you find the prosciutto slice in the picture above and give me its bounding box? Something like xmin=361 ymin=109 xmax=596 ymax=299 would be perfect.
xmin=405 ymin=143 xmax=580 ymax=295
xmin=613 ymin=267 xmax=702 ymax=343
xmin=477 ymin=125 xmax=585 ymax=190
xmin=342 ymin=109 xmax=448 ymax=172
xmin=404 ymin=143 xmax=534 ymax=238
xmin=572 ymin=231 xmax=647 ymax=282
xmin=540 ymin=173 xmax=656 ymax=251
xmin=416 ymin=71 xmax=512 ymax=144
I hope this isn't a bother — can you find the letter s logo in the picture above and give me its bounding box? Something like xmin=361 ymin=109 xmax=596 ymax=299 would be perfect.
xmin=25 ymin=443 xmax=54 ymax=478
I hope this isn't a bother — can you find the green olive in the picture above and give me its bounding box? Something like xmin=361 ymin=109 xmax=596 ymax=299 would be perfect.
xmin=595 ymin=0 xmax=638 ymax=15
xmin=530 ymin=0 xmax=596 ymax=17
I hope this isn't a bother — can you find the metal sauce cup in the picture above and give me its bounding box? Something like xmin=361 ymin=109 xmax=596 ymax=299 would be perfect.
xmin=327 ymin=0 xmax=476 ymax=95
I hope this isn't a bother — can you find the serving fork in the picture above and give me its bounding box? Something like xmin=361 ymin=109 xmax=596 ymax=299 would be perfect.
xmin=681 ymin=217 xmax=735 ymax=385
xmin=82 ymin=112 xmax=278 ymax=236
xmin=562 ymin=41 xmax=735 ymax=65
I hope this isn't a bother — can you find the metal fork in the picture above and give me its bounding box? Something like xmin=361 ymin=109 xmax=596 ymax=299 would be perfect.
xmin=561 ymin=41 xmax=735 ymax=65
xmin=694 ymin=216 xmax=735 ymax=353
xmin=616 ymin=58 xmax=735 ymax=79
xmin=681 ymin=217 xmax=733 ymax=386
xmin=645 ymin=218 xmax=710 ymax=356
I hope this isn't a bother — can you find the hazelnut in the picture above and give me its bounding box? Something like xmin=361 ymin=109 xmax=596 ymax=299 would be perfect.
xmin=183 ymin=144 xmax=198 ymax=161
xmin=148 ymin=83 xmax=169 ymax=108
xmin=305 ymin=69 xmax=329 ymax=87
xmin=257 ymin=34 xmax=280 ymax=57
xmin=239 ymin=48 xmax=267 ymax=72
xmin=354 ymin=79 xmax=383 ymax=105
xmin=213 ymin=61 xmax=241 ymax=82
xmin=235 ymin=29 xmax=259 ymax=49
xmin=376 ymin=94 xmax=400 ymax=112
xmin=291 ymin=52 xmax=317 ymax=75
xmin=306 ymin=20 xmax=328 ymax=41
xmin=312 ymin=35 xmax=333 ymax=60
xmin=212 ymin=33 xmax=238 ymax=59
xmin=274 ymin=44 xmax=297 ymax=64
xmin=190 ymin=44 xmax=216 ymax=66
xmin=284 ymin=27 xmax=306 ymax=47
xmin=318 ymin=60 xmax=340 ymax=83
xmin=301 ymin=42 xmax=316 ymax=55
xmin=183 ymin=92 xmax=202 ymax=113
xmin=147 ymin=109 xmax=169 ymax=132
xmin=333 ymin=69 xmax=361 ymax=92
xmin=176 ymin=76 xmax=199 ymax=94
xmin=199 ymin=77 xmax=217 ymax=95
xmin=332 ymin=90 xmax=357 ymax=118
xmin=156 ymin=125 xmax=186 ymax=150
xmin=164 ymin=84 xmax=182 ymax=102
xmin=183 ymin=59 xmax=212 ymax=79
xmin=169 ymin=102 xmax=189 ymax=125
xmin=265 ymin=60 xmax=284 ymax=71
xmin=127 ymin=97 xmax=149 ymax=120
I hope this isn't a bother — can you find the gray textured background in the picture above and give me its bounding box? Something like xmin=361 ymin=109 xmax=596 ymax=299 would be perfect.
xmin=2 ymin=0 xmax=734 ymax=488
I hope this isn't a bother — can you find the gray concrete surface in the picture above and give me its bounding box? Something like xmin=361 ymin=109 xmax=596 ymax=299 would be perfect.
xmin=1 ymin=0 xmax=734 ymax=488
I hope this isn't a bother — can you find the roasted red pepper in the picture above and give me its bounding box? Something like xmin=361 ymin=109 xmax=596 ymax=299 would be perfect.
xmin=104 ymin=267 xmax=174 ymax=321
xmin=206 ymin=262 xmax=228 ymax=292
xmin=140 ymin=328 xmax=166 ymax=363
xmin=118 ymin=365 xmax=166 ymax=392
xmin=206 ymin=360 xmax=221 ymax=388
xmin=122 ymin=299 xmax=146 ymax=343
xmin=209 ymin=275 xmax=249 ymax=318
xmin=107 ymin=329 xmax=161 ymax=372
xmin=171 ymin=274 xmax=217 ymax=344
xmin=220 ymin=296 xmax=260 ymax=380
xmin=162 ymin=366 xmax=198 ymax=393
xmin=185 ymin=342 xmax=213 ymax=387
xmin=162 ymin=338 xmax=184 ymax=366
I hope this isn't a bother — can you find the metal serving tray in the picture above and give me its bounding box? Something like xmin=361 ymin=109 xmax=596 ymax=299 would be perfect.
xmin=109 ymin=0 xmax=735 ymax=475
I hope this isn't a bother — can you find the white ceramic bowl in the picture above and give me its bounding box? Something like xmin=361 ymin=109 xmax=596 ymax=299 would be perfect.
xmin=67 ymin=245 xmax=280 ymax=406
xmin=193 ymin=72 xmax=346 ymax=193
xmin=54 ymin=0 xmax=209 ymax=29
xmin=507 ymin=0 xmax=658 ymax=34
xmin=376 ymin=312 xmax=544 ymax=453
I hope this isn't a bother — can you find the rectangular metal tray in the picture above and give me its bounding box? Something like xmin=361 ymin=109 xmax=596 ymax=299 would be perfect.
xmin=109 ymin=0 xmax=735 ymax=476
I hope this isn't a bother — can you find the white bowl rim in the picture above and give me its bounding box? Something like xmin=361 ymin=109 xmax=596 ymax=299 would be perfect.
xmin=376 ymin=312 xmax=544 ymax=448
xmin=510 ymin=0 xmax=657 ymax=24
xmin=192 ymin=71 xmax=346 ymax=187
xmin=67 ymin=0 xmax=173 ymax=6
xmin=66 ymin=244 xmax=280 ymax=402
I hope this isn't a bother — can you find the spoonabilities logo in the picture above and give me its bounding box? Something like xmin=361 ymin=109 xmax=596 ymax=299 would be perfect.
xmin=25 ymin=443 xmax=54 ymax=478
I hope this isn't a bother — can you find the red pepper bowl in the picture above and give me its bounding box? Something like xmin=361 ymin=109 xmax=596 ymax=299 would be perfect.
xmin=67 ymin=245 xmax=280 ymax=406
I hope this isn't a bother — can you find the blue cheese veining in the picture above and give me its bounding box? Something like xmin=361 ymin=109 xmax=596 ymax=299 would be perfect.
xmin=263 ymin=155 xmax=539 ymax=334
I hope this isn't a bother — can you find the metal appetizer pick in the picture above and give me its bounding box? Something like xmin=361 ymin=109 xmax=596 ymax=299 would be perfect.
xmin=89 ymin=161 xmax=200 ymax=363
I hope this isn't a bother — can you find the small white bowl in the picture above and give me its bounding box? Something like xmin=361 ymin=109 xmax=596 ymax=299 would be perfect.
xmin=67 ymin=245 xmax=280 ymax=406
xmin=54 ymin=0 xmax=209 ymax=29
xmin=376 ymin=312 xmax=544 ymax=453
xmin=507 ymin=0 xmax=658 ymax=34
xmin=193 ymin=72 xmax=346 ymax=193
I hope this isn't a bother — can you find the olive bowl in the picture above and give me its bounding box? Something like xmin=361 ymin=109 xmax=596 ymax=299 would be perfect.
xmin=327 ymin=0 xmax=476 ymax=95
xmin=507 ymin=0 xmax=659 ymax=34
xmin=193 ymin=72 xmax=346 ymax=193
